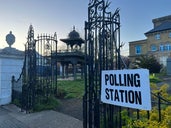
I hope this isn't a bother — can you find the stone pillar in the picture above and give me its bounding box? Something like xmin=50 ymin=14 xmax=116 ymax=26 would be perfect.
xmin=0 ymin=48 xmax=24 ymax=105
xmin=61 ymin=63 xmax=65 ymax=78
xmin=60 ymin=65 xmax=62 ymax=76
xmin=0 ymin=32 xmax=24 ymax=105
xmin=71 ymin=60 xmax=77 ymax=80
xmin=66 ymin=63 xmax=69 ymax=78
xmin=67 ymin=45 xmax=69 ymax=51
xmin=81 ymin=63 xmax=84 ymax=79
xmin=71 ymin=45 xmax=73 ymax=52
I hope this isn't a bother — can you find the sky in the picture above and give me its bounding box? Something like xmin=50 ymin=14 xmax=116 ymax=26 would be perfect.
xmin=0 ymin=0 xmax=171 ymax=56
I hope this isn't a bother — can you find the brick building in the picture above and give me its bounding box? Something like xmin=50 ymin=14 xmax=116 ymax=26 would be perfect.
xmin=129 ymin=15 xmax=171 ymax=67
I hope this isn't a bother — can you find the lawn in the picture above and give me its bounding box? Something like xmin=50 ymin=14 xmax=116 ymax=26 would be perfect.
xmin=57 ymin=79 xmax=84 ymax=99
xmin=56 ymin=75 xmax=162 ymax=99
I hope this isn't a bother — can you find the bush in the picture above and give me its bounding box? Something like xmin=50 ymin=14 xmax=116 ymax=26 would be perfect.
xmin=122 ymin=84 xmax=171 ymax=128
xmin=12 ymin=99 xmax=21 ymax=107
xmin=150 ymin=74 xmax=162 ymax=83
xmin=134 ymin=55 xmax=162 ymax=73
xmin=33 ymin=96 xmax=59 ymax=112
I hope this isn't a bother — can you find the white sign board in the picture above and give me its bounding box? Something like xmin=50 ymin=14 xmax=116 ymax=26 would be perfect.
xmin=101 ymin=69 xmax=151 ymax=110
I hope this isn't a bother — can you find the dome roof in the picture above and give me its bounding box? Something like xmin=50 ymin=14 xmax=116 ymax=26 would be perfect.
xmin=68 ymin=27 xmax=80 ymax=39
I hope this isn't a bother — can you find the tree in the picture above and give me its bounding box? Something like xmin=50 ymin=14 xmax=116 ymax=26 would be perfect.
xmin=133 ymin=55 xmax=162 ymax=73
xmin=121 ymin=56 xmax=130 ymax=69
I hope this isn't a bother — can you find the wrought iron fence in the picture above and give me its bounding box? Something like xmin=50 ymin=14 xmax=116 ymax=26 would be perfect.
xmin=11 ymin=75 xmax=22 ymax=105
xmin=12 ymin=25 xmax=58 ymax=112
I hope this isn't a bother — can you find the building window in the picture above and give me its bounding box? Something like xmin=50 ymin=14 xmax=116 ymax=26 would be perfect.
xmin=159 ymin=44 xmax=164 ymax=51
xmin=151 ymin=44 xmax=157 ymax=51
xmin=155 ymin=34 xmax=160 ymax=40
xmin=165 ymin=43 xmax=171 ymax=51
xmin=135 ymin=45 xmax=141 ymax=54
xmin=169 ymin=32 xmax=171 ymax=38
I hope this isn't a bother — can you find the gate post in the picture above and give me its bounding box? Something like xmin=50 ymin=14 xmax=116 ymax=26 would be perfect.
xmin=11 ymin=76 xmax=15 ymax=102
xmin=158 ymin=92 xmax=161 ymax=122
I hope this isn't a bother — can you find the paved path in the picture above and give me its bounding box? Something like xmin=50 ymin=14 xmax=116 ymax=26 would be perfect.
xmin=0 ymin=104 xmax=83 ymax=128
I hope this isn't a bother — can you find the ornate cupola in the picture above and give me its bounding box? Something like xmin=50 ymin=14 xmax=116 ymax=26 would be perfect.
xmin=60 ymin=26 xmax=84 ymax=51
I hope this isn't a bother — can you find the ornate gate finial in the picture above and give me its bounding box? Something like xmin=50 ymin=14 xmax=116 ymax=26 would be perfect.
xmin=27 ymin=25 xmax=35 ymax=49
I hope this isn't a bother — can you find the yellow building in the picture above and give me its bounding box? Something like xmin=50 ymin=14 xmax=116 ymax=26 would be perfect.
xmin=129 ymin=15 xmax=171 ymax=67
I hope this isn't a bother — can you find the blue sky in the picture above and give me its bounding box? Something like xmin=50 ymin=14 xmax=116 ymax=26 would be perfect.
xmin=0 ymin=0 xmax=171 ymax=56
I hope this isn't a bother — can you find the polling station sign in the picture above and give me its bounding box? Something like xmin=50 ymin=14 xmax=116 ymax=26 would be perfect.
xmin=101 ymin=69 xmax=151 ymax=110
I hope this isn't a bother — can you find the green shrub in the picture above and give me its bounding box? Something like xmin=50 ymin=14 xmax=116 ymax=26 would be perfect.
xmin=33 ymin=96 xmax=59 ymax=112
xmin=12 ymin=99 xmax=21 ymax=107
xmin=150 ymin=74 xmax=162 ymax=83
xmin=122 ymin=84 xmax=171 ymax=128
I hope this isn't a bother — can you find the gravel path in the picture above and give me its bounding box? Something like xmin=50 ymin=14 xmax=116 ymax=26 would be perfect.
xmin=55 ymin=98 xmax=83 ymax=121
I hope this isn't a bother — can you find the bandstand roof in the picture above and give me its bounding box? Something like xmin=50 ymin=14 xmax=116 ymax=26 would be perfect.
xmin=60 ymin=38 xmax=84 ymax=46
xmin=60 ymin=26 xmax=84 ymax=46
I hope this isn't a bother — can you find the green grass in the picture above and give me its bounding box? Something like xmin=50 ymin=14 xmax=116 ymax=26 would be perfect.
xmin=56 ymin=75 xmax=163 ymax=99
xmin=13 ymin=74 xmax=166 ymax=112
xmin=57 ymin=79 xmax=84 ymax=99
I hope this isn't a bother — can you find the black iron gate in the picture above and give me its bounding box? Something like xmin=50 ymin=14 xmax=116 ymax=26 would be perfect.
xmin=83 ymin=1 xmax=171 ymax=128
xmin=12 ymin=25 xmax=58 ymax=112
xmin=83 ymin=0 xmax=121 ymax=127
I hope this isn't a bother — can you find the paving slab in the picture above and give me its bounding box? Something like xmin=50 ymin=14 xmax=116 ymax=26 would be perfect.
xmin=0 ymin=104 xmax=83 ymax=128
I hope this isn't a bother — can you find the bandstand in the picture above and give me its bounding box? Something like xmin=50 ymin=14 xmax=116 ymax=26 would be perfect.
xmin=57 ymin=27 xmax=85 ymax=80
